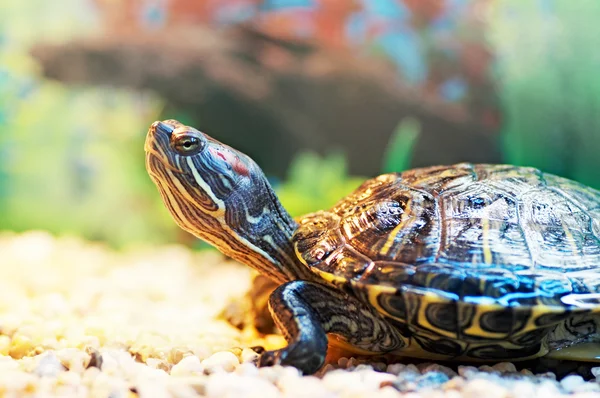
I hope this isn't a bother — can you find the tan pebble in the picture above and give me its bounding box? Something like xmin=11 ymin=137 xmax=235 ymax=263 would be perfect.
xmin=0 ymin=335 xmax=11 ymax=356
xmin=519 ymin=368 xmax=534 ymax=377
xmin=316 ymin=363 xmax=336 ymax=377
xmin=491 ymin=362 xmax=517 ymax=373
xmin=202 ymin=351 xmax=239 ymax=373
xmin=146 ymin=358 xmax=171 ymax=372
xmin=55 ymin=348 xmax=89 ymax=373
xmin=477 ymin=365 xmax=495 ymax=373
xmin=34 ymin=351 xmax=66 ymax=377
xmin=386 ymin=363 xmax=406 ymax=375
xmin=171 ymin=355 xmax=203 ymax=376
xmin=205 ymin=373 xmax=280 ymax=398
xmin=9 ymin=334 xmax=35 ymax=359
xmin=240 ymin=348 xmax=259 ymax=363
xmin=462 ymin=379 xmax=508 ymax=398
xmin=536 ymin=371 xmax=557 ymax=380
xmin=169 ymin=347 xmax=192 ymax=365
xmin=416 ymin=362 xmax=435 ymax=372
xmin=560 ymin=375 xmax=585 ymax=392
xmin=457 ymin=366 xmax=478 ymax=378
xmin=337 ymin=357 xmax=349 ymax=368
xmin=347 ymin=357 xmax=360 ymax=368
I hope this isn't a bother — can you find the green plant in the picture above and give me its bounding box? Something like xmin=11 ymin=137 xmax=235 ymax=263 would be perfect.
xmin=0 ymin=0 xmax=177 ymax=246
xmin=276 ymin=152 xmax=365 ymax=218
xmin=382 ymin=117 xmax=421 ymax=174
xmin=488 ymin=0 xmax=600 ymax=188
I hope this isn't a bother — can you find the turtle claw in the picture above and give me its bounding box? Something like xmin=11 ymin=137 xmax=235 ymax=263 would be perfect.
xmin=250 ymin=345 xmax=266 ymax=355
xmin=249 ymin=346 xmax=281 ymax=368
xmin=258 ymin=350 xmax=280 ymax=367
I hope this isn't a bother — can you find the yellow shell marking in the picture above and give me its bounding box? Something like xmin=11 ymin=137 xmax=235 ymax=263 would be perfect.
xmin=380 ymin=199 xmax=412 ymax=255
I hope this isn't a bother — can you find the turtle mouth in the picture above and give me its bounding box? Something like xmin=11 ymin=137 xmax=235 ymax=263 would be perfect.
xmin=145 ymin=122 xmax=183 ymax=176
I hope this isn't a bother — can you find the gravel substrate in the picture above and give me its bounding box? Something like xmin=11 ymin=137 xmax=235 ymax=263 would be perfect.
xmin=1 ymin=231 xmax=600 ymax=397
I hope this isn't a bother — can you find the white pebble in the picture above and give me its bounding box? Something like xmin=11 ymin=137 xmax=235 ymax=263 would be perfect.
xmin=171 ymin=355 xmax=203 ymax=376
xmin=457 ymin=366 xmax=478 ymax=378
xmin=421 ymin=363 xmax=458 ymax=378
xmin=278 ymin=375 xmax=331 ymax=398
xmin=592 ymin=367 xmax=600 ymax=378
xmin=560 ymin=375 xmax=585 ymax=392
xmin=57 ymin=348 xmax=89 ymax=373
xmin=135 ymin=380 xmax=172 ymax=398
xmin=443 ymin=376 xmax=466 ymax=391
xmin=205 ymin=373 xmax=280 ymax=398
xmin=34 ymin=352 xmax=66 ymax=377
xmin=462 ymin=379 xmax=508 ymax=398
xmin=511 ymin=380 xmax=536 ymax=397
xmin=202 ymin=351 xmax=240 ymax=373
xmin=236 ymin=363 xmax=260 ymax=377
xmin=359 ymin=368 xmax=397 ymax=388
xmin=322 ymin=369 xmax=364 ymax=392
xmin=240 ymin=348 xmax=259 ymax=363
xmin=536 ymin=380 xmax=562 ymax=396
xmin=99 ymin=352 xmax=119 ymax=374
xmin=258 ymin=365 xmax=300 ymax=384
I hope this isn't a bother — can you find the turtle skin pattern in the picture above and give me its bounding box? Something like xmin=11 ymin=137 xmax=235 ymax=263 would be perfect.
xmin=293 ymin=163 xmax=600 ymax=360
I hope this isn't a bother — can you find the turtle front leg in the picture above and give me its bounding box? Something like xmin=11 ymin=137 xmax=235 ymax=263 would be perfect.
xmin=258 ymin=280 xmax=404 ymax=375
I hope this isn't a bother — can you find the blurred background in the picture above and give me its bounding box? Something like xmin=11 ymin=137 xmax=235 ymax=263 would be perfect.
xmin=1 ymin=0 xmax=599 ymax=248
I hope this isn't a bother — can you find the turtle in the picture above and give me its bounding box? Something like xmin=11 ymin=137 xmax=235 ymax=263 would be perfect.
xmin=145 ymin=119 xmax=600 ymax=375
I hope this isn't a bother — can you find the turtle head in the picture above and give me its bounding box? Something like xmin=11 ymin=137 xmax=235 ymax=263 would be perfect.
xmin=145 ymin=120 xmax=311 ymax=283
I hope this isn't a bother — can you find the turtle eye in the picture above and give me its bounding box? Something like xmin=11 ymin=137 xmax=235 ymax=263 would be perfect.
xmin=172 ymin=133 xmax=204 ymax=156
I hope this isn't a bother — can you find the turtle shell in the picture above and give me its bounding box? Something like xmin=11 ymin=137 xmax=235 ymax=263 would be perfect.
xmin=293 ymin=163 xmax=600 ymax=360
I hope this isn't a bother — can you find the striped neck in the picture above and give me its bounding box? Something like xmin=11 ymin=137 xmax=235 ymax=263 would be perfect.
xmin=223 ymin=174 xmax=313 ymax=283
